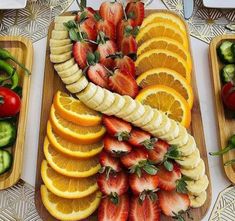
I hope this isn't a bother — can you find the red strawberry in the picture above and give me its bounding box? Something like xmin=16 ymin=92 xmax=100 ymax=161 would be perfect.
xmin=128 ymin=128 xmax=154 ymax=148
xmin=104 ymin=135 xmax=132 ymax=157
xmin=158 ymin=190 xmax=190 ymax=217
xmin=102 ymin=115 xmax=132 ymax=141
xmin=79 ymin=20 xmax=97 ymax=41
xmin=129 ymin=196 xmax=161 ymax=221
xmin=108 ymin=68 xmax=138 ymax=98
xmin=119 ymin=35 xmax=137 ymax=57
xmin=129 ymin=172 xmax=159 ymax=195
xmin=99 ymin=151 xmax=122 ymax=172
xmin=114 ymin=53 xmax=136 ymax=78
xmin=99 ymin=1 xmax=124 ymax=26
xmin=97 ymin=32 xmax=117 ymax=68
xmin=117 ymin=18 xmax=135 ymax=44
xmin=98 ymin=194 xmax=129 ymax=221
xmin=120 ymin=148 xmax=148 ymax=169
xmin=73 ymin=41 xmax=92 ymax=69
xmin=125 ymin=1 xmax=145 ymax=26
xmin=157 ymin=164 xmax=181 ymax=191
xmin=97 ymin=171 xmax=129 ymax=196
xmin=148 ymin=140 xmax=169 ymax=164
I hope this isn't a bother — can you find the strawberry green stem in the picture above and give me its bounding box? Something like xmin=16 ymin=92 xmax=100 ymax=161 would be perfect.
xmin=224 ymin=159 xmax=235 ymax=166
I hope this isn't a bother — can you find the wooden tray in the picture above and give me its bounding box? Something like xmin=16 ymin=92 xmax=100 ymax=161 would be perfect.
xmin=35 ymin=10 xmax=211 ymax=221
xmin=209 ymin=35 xmax=235 ymax=184
xmin=0 ymin=36 xmax=33 ymax=190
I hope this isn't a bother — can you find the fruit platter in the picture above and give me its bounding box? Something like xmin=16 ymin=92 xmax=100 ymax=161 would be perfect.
xmin=35 ymin=1 xmax=211 ymax=220
xmin=209 ymin=35 xmax=235 ymax=184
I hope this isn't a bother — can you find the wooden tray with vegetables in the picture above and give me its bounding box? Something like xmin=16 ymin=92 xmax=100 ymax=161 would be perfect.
xmin=209 ymin=35 xmax=235 ymax=184
xmin=0 ymin=36 xmax=33 ymax=190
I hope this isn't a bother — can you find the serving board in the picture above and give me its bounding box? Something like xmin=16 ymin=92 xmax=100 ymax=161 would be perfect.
xmin=35 ymin=10 xmax=211 ymax=221
xmin=209 ymin=35 xmax=235 ymax=184
xmin=0 ymin=36 xmax=33 ymax=190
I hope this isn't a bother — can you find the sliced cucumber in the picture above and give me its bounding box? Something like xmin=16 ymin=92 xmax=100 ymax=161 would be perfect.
xmin=217 ymin=41 xmax=235 ymax=64
xmin=0 ymin=150 xmax=12 ymax=175
xmin=221 ymin=64 xmax=235 ymax=83
xmin=0 ymin=121 xmax=16 ymax=148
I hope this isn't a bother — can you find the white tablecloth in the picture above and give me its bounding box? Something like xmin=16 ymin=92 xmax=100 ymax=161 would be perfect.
xmin=21 ymin=0 xmax=231 ymax=220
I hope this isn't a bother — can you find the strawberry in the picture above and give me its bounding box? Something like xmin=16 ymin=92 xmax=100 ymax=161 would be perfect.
xmin=117 ymin=18 xmax=135 ymax=45
xmin=158 ymin=190 xmax=190 ymax=218
xmin=108 ymin=68 xmax=139 ymax=98
xmin=129 ymin=172 xmax=159 ymax=195
xmin=125 ymin=1 xmax=145 ymax=26
xmin=99 ymin=1 xmax=124 ymax=26
xmin=76 ymin=0 xmax=96 ymax=21
xmin=119 ymin=35 xmax=137 ymax=58
xmin=95 ymin=13 xmax=116 ymax=40
xmin=128 ymin=128 xmax=155 ymax=149
xmin=99 ymin=151 xmax=122 ymax=173
xmin=102 ymin=115 xmax=132 ymax=141
xmin=157 ymin=164 xmax=182 ymax=191
xmin=97 ymin=171 xmax=129 ymax=197
xmin=129 ymin=196 xmax=161 ymax=221
xmin=79 ymin=20 xmax=97 ymax=41
xmin=98 ymin=194 xmax=129 ymax=221
xmin=87 ymin=52 xmax=109 ymax=89
xmin=97 ymin=32 xmax=117 ymax=68
xmin=148 ymin=140 xmax=169 ymax=164
xmin=104 ymin=135 xmax=132 ymax=157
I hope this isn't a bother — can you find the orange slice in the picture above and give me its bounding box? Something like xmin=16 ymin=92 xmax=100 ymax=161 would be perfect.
xmin=44 ymin=137 xmax=101 ymax=177
xmin=41 ymin=160 xmax=98 ymax=199
xmin=136 ymin=22 xmax=188 ymax=49
xmin=136 ymin=68 xmax=194 ymax=108
xmin=136 ymin=85 xmax=191 ymax=128
xmin=50 ymin=105 xmax=106 ymax=144
xmin=41 ymin=185 xmax=101 ymax=221
xmin=135 ymin=49 xmax=191 ymax=81
xmin=47 ymin=122 xmax=103 ymax=158
xmin=137 ymin=37 xmax=192 ymax=70
xmin=54 ymin=91 xmax=102 ymax=126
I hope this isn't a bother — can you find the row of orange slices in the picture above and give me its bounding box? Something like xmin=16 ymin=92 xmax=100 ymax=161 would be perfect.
xmin=40 ymin=91 xmax=106 ymax=220
xmin=133 ymin=12 xmax=194 ymax=128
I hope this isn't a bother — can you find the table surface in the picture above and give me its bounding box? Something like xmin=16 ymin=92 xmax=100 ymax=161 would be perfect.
xmin=21 ymin=0 xmax=231 ymax=220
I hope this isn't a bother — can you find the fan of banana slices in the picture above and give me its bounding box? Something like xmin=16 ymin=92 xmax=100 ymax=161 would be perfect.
xmin=49 ymin=16 xmax=209 ymax=209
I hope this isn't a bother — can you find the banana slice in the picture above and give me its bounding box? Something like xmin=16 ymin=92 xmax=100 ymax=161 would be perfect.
xmin=181 ymin=159 xmax=205 ymax=181
xmin=54 ymin=16 xmax=76 ymax=23
xmin=186 ymin=175 xmax=209 ymax=196
xmin=66 ymin=76 xmax=88 ymax=94
xmin=151 ymin=113 xmax=171 ymax=137
xmin=141 ymin=110 xmax=163 ymax=132
xmin=115 ymin=96 xmax=137 ymax=118
xmin=61 ymin=70 xmax=83 ymax=85
xmin=176 ymin=148 xmax=200 ymax=169
xmin=50 ymin=39 xmax=71 ymax=47
xmin=50 ymin=44 xmax=73 ymax=55
xmin=77 ymin=83 xmax=98 ymax=101
xmin=96 ymin=89 xmax=115 ymax=112
xmin=168 ymin=125 xmax=189 ymax=147
xmin=103 ymin=93 xmax=126 ymax=115
xmin=83 ymin=86 xmax=105 ymax=109
xmin=50 ymin=51 xmax=72 ymax=63
xmin=51 ymin=30 xmax=69 ymax=40
xmin=54 ymin=58 xmax=75 ymax=72
xmin=57 ymin=63 xmax=79 ymax=78
xmin=159 ymin=120 xmax=180 ymax=141
xmin=189 ymin=191 xmax=207 ymax=208
xmin=178 ymin=135 xmax=196 ymax=157
xmin=123 ymin=101 xmax=145 ymax=122
xmin=132 ymin=105 xmax=154 ymax=128
xmin=54 ymin=23 xmax=67 ymax=31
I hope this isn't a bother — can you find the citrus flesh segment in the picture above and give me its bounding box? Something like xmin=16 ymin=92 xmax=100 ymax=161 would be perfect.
xmin=43 ymin=137 xmax=101 ymax=177
xmin=47 ymin=122 xmax=103 ymax=158
xmin=41 ymin=185 xmax=101 ymax=221
xmin=50 ymin=105 xmax=106 ymax=144
xmin=135 ymin=49 xmax=191 ymax=81
xmin=54 ymin=91 xmax=102 ymax=126
xmin=136 ymin=85 xmax=191 ymax=128
xmin=41 ymin=160 xmax=98 ymax=199
xmin=137 ymin=37 xmax=192 ymax=70
xmin=136 ymin=22 xmax=188 ymax=49
xmin=136 ymin=68 xmax=194 ymax=108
